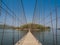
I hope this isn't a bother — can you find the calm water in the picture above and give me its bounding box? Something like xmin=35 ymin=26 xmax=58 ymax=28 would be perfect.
xmin=0 ymin=29 xmax=60 ymax=45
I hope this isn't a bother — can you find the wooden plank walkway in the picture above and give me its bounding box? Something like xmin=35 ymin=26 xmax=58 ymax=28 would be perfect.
xmin=15 ymin=30 xmax=42 ymax=45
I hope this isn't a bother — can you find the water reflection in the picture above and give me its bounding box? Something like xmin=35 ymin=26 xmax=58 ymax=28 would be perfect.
xmin=32 ymin=29 xmax=60 ymax=45
xmin=0 ymin=29 xmax=27 ymax=45
xmin=0 ymin=29 xmax=60 ymax=45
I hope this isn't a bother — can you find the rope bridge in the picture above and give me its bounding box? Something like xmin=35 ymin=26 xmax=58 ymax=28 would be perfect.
xmin=0 ymin=0 xmax=60 ymax=45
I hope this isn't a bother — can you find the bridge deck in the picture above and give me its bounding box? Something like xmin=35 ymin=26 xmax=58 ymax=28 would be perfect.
xmin=15 ymin=30 xmax=42 ymax=45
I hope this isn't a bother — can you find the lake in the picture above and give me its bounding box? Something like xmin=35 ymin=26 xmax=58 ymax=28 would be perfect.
xmin=0 ymin=29 xmax=60 ymax=45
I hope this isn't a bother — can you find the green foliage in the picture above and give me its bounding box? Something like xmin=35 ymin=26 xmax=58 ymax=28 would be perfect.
xmin=19 ymin=23 xmax=50 ymax=31
xmin=0 ymin=23 xmax=50 ymax=32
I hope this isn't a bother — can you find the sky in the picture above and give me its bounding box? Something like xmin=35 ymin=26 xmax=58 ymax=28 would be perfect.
xmin=0 ymin=0 xmax=60 ymax=28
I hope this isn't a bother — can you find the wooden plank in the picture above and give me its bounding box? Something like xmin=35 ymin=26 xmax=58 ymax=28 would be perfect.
xmin=15 ymin=30 xmax=42 ymax=45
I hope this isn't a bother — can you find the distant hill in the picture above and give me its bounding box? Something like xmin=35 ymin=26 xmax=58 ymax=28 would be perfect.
xmin=19 ymin=23 xmax=50 ymax=31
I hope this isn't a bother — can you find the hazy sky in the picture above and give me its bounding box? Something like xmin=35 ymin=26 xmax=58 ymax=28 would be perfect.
xmin=0 ymin=0 xmax=60 ymax=28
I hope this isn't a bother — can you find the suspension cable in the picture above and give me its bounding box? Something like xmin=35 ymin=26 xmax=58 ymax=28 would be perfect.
xmin=0 ymin=5 xmax=20 ymax=23
xmin=32 ymin=0 xmax=37 ymax=24
xmin=39 ymin=0 xmax=41 ymax=42
xmin=17 ymin=18 xmax=20 ymax=44
xmin=16 ymin=0 xmax=27 ymax=44
xmin=55 ymin=0 xmax=58 ymax=45
xmin=16 ymin=0 xmax=20 ymax=44
xmin=12 ymin=0 xmax=16 ymax=45
xmin=50 ymin=8 xmax=55 ymax=45
xmin=12 ymin=16 xmax=15 ymax=45
xmin=49 ymin=0 xmax=55 ymax=45
xmin=41 ymin=0 xmax=45 ymax=44
xmin=1 ymin=1 xmax=17 ymax=17
xmin=12 ymin=11 xmax=16 ymax=45
xmin=1 ymin=0 xmax=20 ymax=22
xmin=32 ymin=0 xmax=37 ymax=32
xmin=21 ymin=0 xmax=27 ymax=24
xmin=16 ymin=0 xmax=22 ymax=43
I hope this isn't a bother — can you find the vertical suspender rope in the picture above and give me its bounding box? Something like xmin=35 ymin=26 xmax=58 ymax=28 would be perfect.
xmin=12 ymin=0 xmax=18 ymax=44
xmin=1 ymin=8 xmax=7 ymax=45
xmin=42 ymin=0 xmax=45 ymax=44
xmin=17 ymin=0 xmax=27 ymax=45
xmin=12 ymin=0 xmax=15 ymax=45
xmin=41 ymin=0 xmax=44 ymax=44
xmin=12 ymin=16 xmax=15 ymax=45
xmin=16 ymin=0 xmax=20 ymax=44
xmin=12 ymin=1 xmax=15 ymax=44
xmin=39 ymin=0 xmax=42 ymax=42
xmin=33 ymin=0 xmax=40 ymax=41
xmin=17 ymin=0 xmax=19 ymax=44
xmin=17 ymin=18 xmax=20 ymax=45
xmin=49 ymin=0 xmax=55 ymax=45
xmin=50 ymin=7 xmax=55 ymax=45
xmin=32 ymin=0 xmax=37 ymax=30
xmin=12 ymin=10 xmax=16 ymax=45
xmin=32 ymin=0 xmax=37 ymax=24
xmin=39 ymin=0 xmax=41 ymax=41
xmin=15 ymin=15 xmax=16 ymax=44
xmin=21 ymin=0 xmax=27 ymax=26
xmin=12 ymin=15 xmax=16 ymax=45
xmin=12 ymin=13 xmax=16 ymax=45
xmin=0 ymin=0 xmax=2 ymax=16
xmin=21 ymin=0 xmax=27 ymax=32
xmin=55 ymin=0 xmax=57 ymax=45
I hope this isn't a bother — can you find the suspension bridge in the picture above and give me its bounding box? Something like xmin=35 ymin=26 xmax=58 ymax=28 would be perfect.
xmin=0 ymin=0 xmax=60 ymax=45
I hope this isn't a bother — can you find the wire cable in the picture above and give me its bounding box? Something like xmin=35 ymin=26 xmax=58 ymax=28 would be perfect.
xmin=55 ymin=0 xmax=58 ymax=45
xmin=1 ymin=8 xmax=7 ymax=45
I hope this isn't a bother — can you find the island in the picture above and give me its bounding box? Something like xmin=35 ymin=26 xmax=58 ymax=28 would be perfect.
xmin=18 ymin=23 xmax=50 ymax=31
xmin=0 ymin=23 xmax=50 ymax=32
